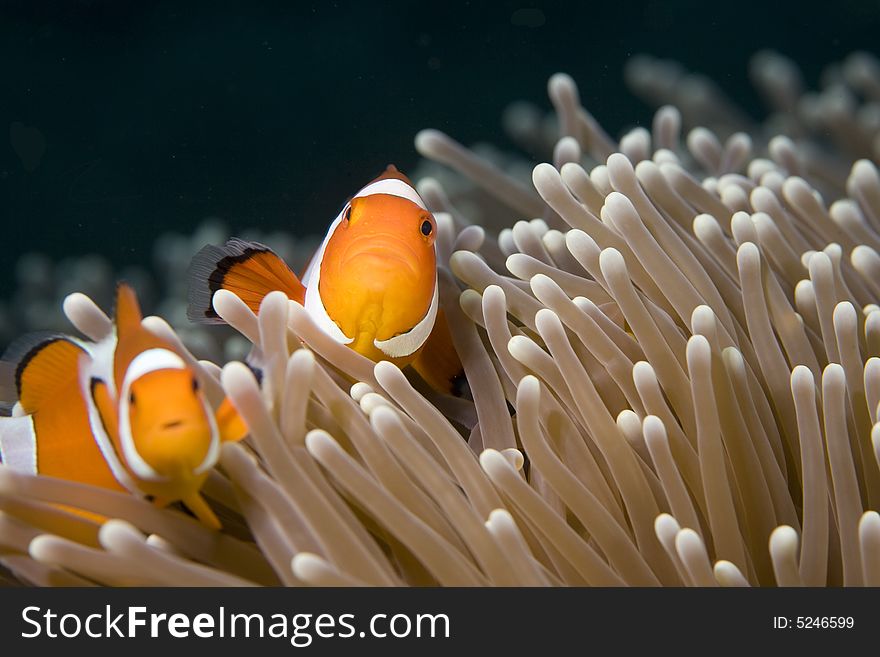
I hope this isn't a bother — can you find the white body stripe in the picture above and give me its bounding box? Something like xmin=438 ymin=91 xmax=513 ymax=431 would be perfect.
xmin=354 ymin=178 xmax=427 ymax=210
xmin=80 ymin=335 xmax=141 ymax=493
xmin=193 ymin=400 xmax=220 ymax=475
xmin=87 ymin=334 xmax=117 ymax=397
xmin=122 ymin=348 xmax=186 ymax=388
xmin=0 ymin=415 xmax=38 ymax=475
xmin=303 ymin=211 xmax=355 ymax=345
xmin=373 ymin=278 xmax=439 ymax=358
xmin=301 ymin=176 xmax=431 ymax=347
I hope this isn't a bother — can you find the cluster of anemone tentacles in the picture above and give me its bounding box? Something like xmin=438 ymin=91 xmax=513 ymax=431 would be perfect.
xmin=2 ymin=50 xmax=880 ymax=587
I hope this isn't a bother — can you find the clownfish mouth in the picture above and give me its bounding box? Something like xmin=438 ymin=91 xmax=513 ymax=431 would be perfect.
xmin=339 ymin=238 xmax=422 ymax=279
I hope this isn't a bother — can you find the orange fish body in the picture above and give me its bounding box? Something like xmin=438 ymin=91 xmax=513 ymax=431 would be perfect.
xmin=0 ymin=284 xmax=246 ymax=528
xmin=189 ymin=165 xmax=462 ymax=391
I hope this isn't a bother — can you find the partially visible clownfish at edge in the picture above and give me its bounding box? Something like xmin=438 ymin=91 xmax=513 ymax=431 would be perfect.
xmin=0 ymin=284 xmax=248 ymax=529
xmin=187 ymin=165 xmax=464 ymax=394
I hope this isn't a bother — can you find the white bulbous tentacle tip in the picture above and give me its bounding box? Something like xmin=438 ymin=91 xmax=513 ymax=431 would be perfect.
xmin=500 ymin=448 xmax=525 ymax=471
xmin=559 ymin=161 xmax=584 ymax=179
xmin=833 ymin=301 xmax=858 ymax=329
xmin=790 ymin=364 xmax=814 ymax=388
xmin=871 ymin=422 xmax=880 ymax=447
xmin=62 ymin=292 xmax=113 ymax=340
xmin=602 ymin=190 xmax=634 ymax=216
xmin=262 ymin=289 xmax=290 ymax=305
xmin=674 ymin=527 xmax=702 ymax=552
xmin=548 ymin=72 xmax=578 ymax=99
xmin=532 ymin=161 xmax=560 ymax=188
xmin=534 ymin=307 xmax=561 ymax=335
xmin=414 ymin=129 xmax=448 ymax=157
xmin=654 ymin=513 xmax=681 ymax=535
xmin=686 ymin=333 xmax=710 ymax=354
xmin=304 ymin=430 xmax=336 ymax=457
xmin=28 ymin=535 xmax=59 ymax=563
xmin=852 ymin=158 xmax=880 ymax=183
xmin=486 ymin=508 xmax=514 ymax=526
xmin=642 ymin=414 xmax=664 ymax=432
xmin=691 ymin=304 xmax=715 ymax=328
xmin=360 ymin=393 xmax=391 ymax=416
xmin=291 ymin=552 xmax=327 ymax=580
xmin=860 ymin=510 xmax=880 ymax=531
xmin=478 ymin=448 xmax=507 ymax=472
xmin=823 ymin=362 xmax=845 ymax=382
xmin=606 ymin=152 xmax=636 ymax=180
xmin=350 ymin=382 xmax=374 ymax=402
xmin=714 ymin=560 xmax=749 ymax=586
xmin=769 ymin=525 xmax=799 ymax=551
xmin=98 ymin=519 xmax=142 ymax=549
xmin=220 ymin=360 xmax=257 ymax=390
xmin=598 ymin=247 xmax=625 ymax=272
xmin=373 ymin=359 xmax=401 ymax=383
xmin=289 ymin=347 xmax=315 ymax=366
xmin=736 ymin=240 xmax=760 ymax=265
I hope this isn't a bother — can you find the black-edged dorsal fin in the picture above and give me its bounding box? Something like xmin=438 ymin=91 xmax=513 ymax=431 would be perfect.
xmin=0 ymin=331 xmax=89 ymax=414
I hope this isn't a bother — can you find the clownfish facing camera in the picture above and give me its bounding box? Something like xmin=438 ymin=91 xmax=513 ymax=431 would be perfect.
xmin=188 ymin=165 xmax=463 ymax=393
xmin=0 ymin=283 xmax=247 ymax=529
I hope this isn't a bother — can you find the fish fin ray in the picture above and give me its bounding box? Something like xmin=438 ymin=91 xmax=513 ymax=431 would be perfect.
xmin=187 ymin=238 xmax=306 ymax=323
xmin=1 ymin=333 xmax=88 ymax=414
xmin=182 ymin=492 xmax=221 ymax=530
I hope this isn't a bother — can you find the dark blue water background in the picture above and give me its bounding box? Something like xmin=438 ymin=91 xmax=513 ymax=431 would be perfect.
xmin=1 ymin=0 xmax=878 ymax=297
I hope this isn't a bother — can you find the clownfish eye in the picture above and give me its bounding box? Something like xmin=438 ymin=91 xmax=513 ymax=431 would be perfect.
xmin=129 ymin=391 xmax=136 ymax=405
xmin=420 ymin=219 xmax=433 ymax=236
xmin=192 ymin=377 xmax=200 ymax=393
xmin=343 ymin=205 xmax=352 ymax=223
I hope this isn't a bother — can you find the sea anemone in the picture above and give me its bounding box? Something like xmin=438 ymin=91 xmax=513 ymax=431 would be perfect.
xmin=3 ymin=50 xmax=880 ymax=587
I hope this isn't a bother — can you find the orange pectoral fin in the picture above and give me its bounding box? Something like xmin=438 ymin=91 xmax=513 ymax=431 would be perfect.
xmin=216 ymin=397 xmax=248 ymax=442
xmin=410 ymin=309 xmax=466 ymax=396
xmin=187 ymin=239 xmax=306 ymax=323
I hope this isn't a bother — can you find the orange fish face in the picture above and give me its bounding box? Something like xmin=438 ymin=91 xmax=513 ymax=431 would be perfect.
xmin=317 ymin=193 xmax=437 ymax=361
xmin=124 ymin=367 xmax=214 ymax=479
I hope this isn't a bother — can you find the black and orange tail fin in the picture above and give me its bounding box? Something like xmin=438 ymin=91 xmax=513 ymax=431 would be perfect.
xmin=411 ymin=309 xmax=466 ymax=396
xmin=187 ymin=238 xmax=306 ymax=323
xmin=1 ymin=332 xmax=86 ymax=415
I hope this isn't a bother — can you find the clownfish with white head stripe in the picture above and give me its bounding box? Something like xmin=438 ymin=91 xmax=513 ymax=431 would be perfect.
xmin=0 ymin=284 xmax=246 ymax=529
xmin=188 ymin=165 xmax=462 ymax=392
